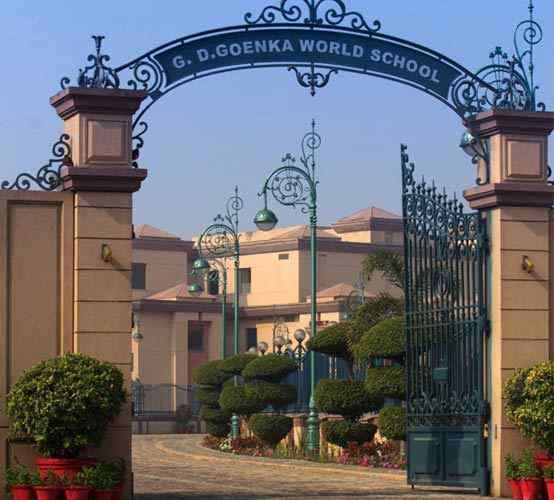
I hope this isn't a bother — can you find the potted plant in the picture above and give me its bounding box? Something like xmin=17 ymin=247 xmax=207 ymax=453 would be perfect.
xmin=88 ymin=463 xmax=119 ymax=500
xmin=544 ymin=464 xmax=554 ymax=500
xmin=505 ymin=453 xmax=523 ymax=500
xmin=5 ymin=463 xmax=35 ymax=500
xmin=64 ymin=467 xmax=94 ymax=500
xmin=105 ymin=459 xmax=126 ymax=500
xmin=519 ymin=449 xmax=544 ymax=500
xmin=33 ymin=470 xmax=62 ymax=500
xmin=6 ymin=353 xmax=126 ymax=480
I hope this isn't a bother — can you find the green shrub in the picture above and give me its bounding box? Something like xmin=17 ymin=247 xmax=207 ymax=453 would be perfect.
xmin=322 ymin=420 xmax=377 ymax=448
xmin=378 ymin=406 xmax=406 ymax=441
xmin=218 ymin=385 xmax=265 ymax=416
xmin=519 ymin=448 xmax=541 ymax=478
xmin=197 ymin=386 xmax=222 ymax=407
xmin=244 ymin=381 xmax=296 ymax=408
xmin=504 ymin=453 xmax=521 ymax=480
xmin=176 ymin=404 xmax=193 ymax=426
xmin=5 ymin=464 xmax=33 ymax=489
xmin=314 ymin=379 xmax=380 ymax=418
xmin=504 ymin=362 xmax=554 ymax=453
xmin=242 ymin=354 xmax=297 ymax=382
xmin=307 ymin=322 xmax=352 ymax=359
xmin=200 ymin=406 xmax=232 ymax=425
xmin=6 ymin=353 xmax=126 ymax=458
xmin=354 ymin=316 xmax=405 ymax=361
xmin=365 ymin=366 xmax=406 ymax=400
xmin=192 ymin=360 xmax=232 ymax=387
xmin=206 ymin=421 xmax=230 ymax=438
xmin=219 ymin=354 xmax=258 ymax=376
xmin=350 ymin=295 xmax=403 ymax=338
xmin=248 ymin=414 xmax=293 ymax=447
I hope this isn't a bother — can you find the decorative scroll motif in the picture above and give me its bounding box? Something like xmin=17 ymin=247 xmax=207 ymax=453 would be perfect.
xmin=1 ymin=134 xmax=72 ymax=191
xmin=401 ymin=144 xmax=488 ymax=429
xmin=452 ymin=0 xmax=545 ymax=116
xmin=61 ymin=36 xmax=120 ymax=90
xmin=126 ymin=56 xmax=165 ymax=96
xmin=263 ymin=120 xmax=320 ymax=212
xmin=131 ymin=121 xmax=148 ymax=168
xmin=245 ymin=0 xmax=382 ymax=33
xmin=289 ymin=64 xmax=338 ymax=96
xmin=197 ymin=186 xmax=243 ymax=260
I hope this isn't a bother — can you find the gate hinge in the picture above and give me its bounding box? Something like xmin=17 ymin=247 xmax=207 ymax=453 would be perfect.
xmin=483 ymin=423 xmax=490 ymax=439
xmin=483 ymin=319 xmax=491 ymax=337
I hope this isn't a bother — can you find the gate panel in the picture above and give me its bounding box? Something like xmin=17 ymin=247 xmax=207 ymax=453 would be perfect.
xmin=401 ymin=145 xmax=489 ymax=494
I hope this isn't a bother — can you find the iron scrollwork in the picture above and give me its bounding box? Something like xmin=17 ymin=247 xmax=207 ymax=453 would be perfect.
xmin=289 ymin=64 xmax=338 ymax=97
xmin=2 ymin=134 xmax=72 ymax=191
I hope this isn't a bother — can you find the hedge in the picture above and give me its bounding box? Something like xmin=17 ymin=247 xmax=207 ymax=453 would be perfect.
xmin=244 ymin=381 xmax=296 ymax=409
xmin=378 ymin=406 xmax=406 ymax=441
xmin=353 ymin=316 xmax=405 ymax=361
xmin=322 ymin=420 xmax=377 ymax=448
xmin=365 ymin=366 xmax=406 ymax=400
xmin=192 ymin=360 xmax=232 ymax=387
xmin=219 ymin=354 xmax=258 ymax=376
xmin=200 ymin=406 xmax=232 ymax=425
xmin=196 ymin=386 xmax=222 ymax=407
xmin=314 ymin=379 xmax=380 ymax=418
xmin=206 ymin=421 xmax=230 ymax=438
xmin=242 ymin=354 xmax=297 ymax=382
xmin=307 ymin=322 xmax=352 ymax=359
xmin=350 ymin=295 xmax=404 ymax=338
xmin=218 ymin=385 xmax=265 ymax=416
xmin=248 ymin=414 xmax=293 ymax=447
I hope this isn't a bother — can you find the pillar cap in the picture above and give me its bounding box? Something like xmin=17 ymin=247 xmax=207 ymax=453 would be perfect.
xmin=464 ymin=182 xmax=554 ymax=210
xmin=466 ymin=109 xmax=554 ymax=138
xmin=50 ymin=87 xmax=148 ymax=120
xmin=60 ymin=165 xmax=148 ymax=193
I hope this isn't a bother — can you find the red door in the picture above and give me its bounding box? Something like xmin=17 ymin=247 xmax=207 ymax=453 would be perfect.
xmin=188 ymin=321 xmax=209 ymax=383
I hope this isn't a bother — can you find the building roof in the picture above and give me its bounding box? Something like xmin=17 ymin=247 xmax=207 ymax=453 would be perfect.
xmin=145 ymin=281 xmax=217 ymax=302
xmin=315 ymin=283 xmax=376 ymax=301
xmin=333 ymin=206 xmax=402 ymax=234
xmin=135 ymin=224 xmax=181 ymax=240
xmin=335 ymin=206 xmax=401 ymax=225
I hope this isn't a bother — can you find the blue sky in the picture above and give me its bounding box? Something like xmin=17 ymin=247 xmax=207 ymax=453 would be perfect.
xmin=1 ymin=0 xmax=553 ymax=238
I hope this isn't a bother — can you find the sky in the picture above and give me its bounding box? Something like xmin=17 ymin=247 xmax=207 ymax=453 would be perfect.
xmin=1 ymin=0 xmax=553 ymax=239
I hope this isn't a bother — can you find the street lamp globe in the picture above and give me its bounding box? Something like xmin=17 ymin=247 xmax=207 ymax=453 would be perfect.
xmin=253 ymin=207 xmax=278 ymax=232
xmin=247 ymin=346 xmax=258 ymax=354
xmin=459 ymin=130 xmax=486 ymax=160
xmin=193 ymin=258 xmax=211 ymax=273
xmin=294 ymin=328 xmax=307 ymax=343
xmin=187 ymin=283 xmax=203 ymax=296
xmin=257 ymin=341 xmax=269 ymax=355
xmin=274 ymin=335 xmax=286 ymax=349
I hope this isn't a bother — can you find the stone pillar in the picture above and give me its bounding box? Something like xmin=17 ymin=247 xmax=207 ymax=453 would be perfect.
xmin=50 ymin=87 xmax=148 ymax=500
xmin=464 ymin=109 xmax=554 ymax=498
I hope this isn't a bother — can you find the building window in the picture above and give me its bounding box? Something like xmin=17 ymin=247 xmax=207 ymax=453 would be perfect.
xmin=188 ymin=323 xmax=204 ymax=352
xmin=239 ymin=268 xmax=252 ymax=294
xmin=246 ymin=328 xmax=258 ymax=349
xmin=278 ymin=253 xmax=289 ymax=260
xmin=132 ymin=263 xmax=146 ymax=290
xmin=385 ymin=231 xmax=395 ymax=245
xmin=207 ymin=270 xmax=219 ymax=295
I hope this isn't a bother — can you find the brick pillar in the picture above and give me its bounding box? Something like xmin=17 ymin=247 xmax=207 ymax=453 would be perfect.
xmin=50 ymin=87 xmax=148 ymax=500
xmin=464 ymin=109 xmax=554 ymax=498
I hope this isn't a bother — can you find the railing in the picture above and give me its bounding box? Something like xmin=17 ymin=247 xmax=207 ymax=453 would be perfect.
xmin=131 ymin=381 xmax=200 ymax=418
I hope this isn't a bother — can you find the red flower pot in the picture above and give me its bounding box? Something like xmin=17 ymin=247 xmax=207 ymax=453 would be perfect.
xmin=535 ymin=452 xmax=554 ymax=472
xmin=545 ymin=479 xmax=554 ymax=500
xmin=36 ymin=458 xmax=96 ymax=481
xmin=508 ymin=479 xmax=523 ymax=500
xmin=10 ymin=486 xmax=36 ymax=500
xmin=34 ymin=486 xmax=61 ymax=500
xmin=520 ymin=477 xmax=544 ymax=500
xmin=65 ymin=486 xmax=91 ymax=500
xmin=94 ymin=491 xmax=116 ymax=500
xmin=111 ymin=484 xmax=124 ymax=500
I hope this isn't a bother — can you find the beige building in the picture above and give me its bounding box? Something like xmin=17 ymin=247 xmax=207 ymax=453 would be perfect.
xmin=131 ymin=207 xmax=403 ymax=393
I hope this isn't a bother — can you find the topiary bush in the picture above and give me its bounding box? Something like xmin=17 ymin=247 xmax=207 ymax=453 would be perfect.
xmin=322 ymin=420 xmax=377 ymax=448
xmin=197 ymin=386 xmax=222 ymax=407
xmin=242 ymin=354 xmax=297 ymax=382
xmin=200 ymin=406 xmax=232 ymax=425
xmin=248 ymin=414 xmax=293 ymax=448
xmin=219 ymin=354 xmax=258 ymax=376
xmin=378 ymin=406 xmax=406 ymax=441
xmin=244 ymin=381 xmax=296 ymax=409
xmin=353 ymin=316 xmax=405 ymax=361
xmin=193 ymin=360 xmax=232 ymax=386
xmin=307 ymin=322 xmax=352 ymax=359
xmin=350 ymin=295 xmax=404 ymax=338
xmin=218 ymin=385 xmax=265 ymax=416
xmin=206 ymin=421 xmax=231 ymax=438
xmin=365 ymin=366 xmax=406 ymax=400
xmin=315 ymin=379 xmax=381 ymax=419
xmin=6 ymin=353 xmax=126 ymax=458
xmin=504 ymin=361 xmax=554 ymax=454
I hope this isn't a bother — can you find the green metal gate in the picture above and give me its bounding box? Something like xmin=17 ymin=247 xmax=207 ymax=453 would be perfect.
xmin=401 ymin=145 xmax=489 ymax=494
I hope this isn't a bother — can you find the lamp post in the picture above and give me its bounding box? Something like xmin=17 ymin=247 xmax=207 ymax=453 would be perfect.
xmin=344 ymin=273 xmax=367 ymax=320
xmin=253 ymin=120 xmax=321 ymax=455
xmin=191 ymin=186 xmax=243 ymax=439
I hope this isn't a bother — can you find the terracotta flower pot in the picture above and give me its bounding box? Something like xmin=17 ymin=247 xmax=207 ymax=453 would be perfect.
xmin=508 ymin=479 xmax=523 ymax=500
xmin=34 ymin=486 xmax=61 ymax=500
xmin=65 ymin=486 xmax=92 ymax=500
xmin=10 ymin=485 xmax=36 ymax=500
xmin=520 ymin=477 xmax=544 ymax=500
xmin=94 ymin=491 xmax=116 ymax=500
xmin=545 ymin=479 xmax=554 ymax=500
xmin=36 ymin=457 xmax=96 ymax=481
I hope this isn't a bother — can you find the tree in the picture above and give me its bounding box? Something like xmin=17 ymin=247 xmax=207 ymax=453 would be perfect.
xmin=362 ymin=249 xmax=404 ymax=292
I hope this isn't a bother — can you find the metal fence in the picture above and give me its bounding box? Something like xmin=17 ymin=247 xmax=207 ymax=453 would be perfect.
xmin=132 ymin=382 xmax=200 ymax=418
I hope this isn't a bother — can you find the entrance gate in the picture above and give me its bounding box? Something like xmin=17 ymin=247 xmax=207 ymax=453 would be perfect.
xmin=401 ymin=145 xmax=489 ymax=493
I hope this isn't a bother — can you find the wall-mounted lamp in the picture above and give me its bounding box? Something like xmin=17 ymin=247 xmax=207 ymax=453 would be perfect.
xmin=101 ymin=243 xmax=113 ymax=263
xmin=522 ymin=255 xmax=534 ymax=273
xmin=459 ymin=130 xmax=490 ymax=186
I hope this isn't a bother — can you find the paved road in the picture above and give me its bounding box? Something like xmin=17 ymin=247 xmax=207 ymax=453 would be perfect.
xmin=133 ymin=435 xmax=488 ymax=500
